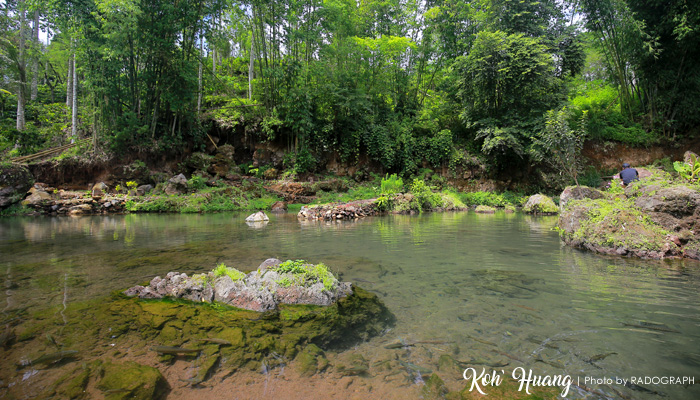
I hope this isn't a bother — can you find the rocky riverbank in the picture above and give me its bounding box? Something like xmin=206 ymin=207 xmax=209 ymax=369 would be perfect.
xmin=297 ymin=199 xmax=379 ymax=220
xmin=557 ymin=168 xmax=700 ymax=260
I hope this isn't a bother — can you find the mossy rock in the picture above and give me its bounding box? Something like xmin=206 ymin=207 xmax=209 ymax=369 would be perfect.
xmin=423 ymin=373 xmax=449 ymax=399
xmin=40 ymin=366 xmax=90 ymax=399
xmin=97 ymin=360 xmax=168 ymax=400
xmin=475 ymin=205 xmax=496 ymax=213
xmin=558 ymin=197 xmax=678 ymax=258
xmin=0 ymin=163 xmax=34 ymax=209
xmin=5 ymin=287 xmax=391 ymax=399
xmin=295 ymin=343 xmax=327 ymax=376
xmin=523 ymin=194 xmax=558 ymax=214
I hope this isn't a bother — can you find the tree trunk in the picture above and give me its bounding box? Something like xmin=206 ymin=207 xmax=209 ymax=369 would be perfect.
xmin=66 ymin=56 xmax=73 ymax=109
xmin=16 ymin=1 xmax=26 ymax=132
xmin=30 ymin=10 xmax=39 ymax=101
xmin=71 ymin=53 xmax=77 ymax=142
xmin=248 ymin=36 xmax=254 ymax=100
xmin=197 ymin=33 xmax=202 ymax=115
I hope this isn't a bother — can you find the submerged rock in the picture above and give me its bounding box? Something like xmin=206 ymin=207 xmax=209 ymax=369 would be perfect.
xmin=97 ymin=361 xmax=168 ymax=400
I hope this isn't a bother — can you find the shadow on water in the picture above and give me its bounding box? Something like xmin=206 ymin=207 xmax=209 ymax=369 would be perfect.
xmin=1 ymin=211 xmax=700 ymax=399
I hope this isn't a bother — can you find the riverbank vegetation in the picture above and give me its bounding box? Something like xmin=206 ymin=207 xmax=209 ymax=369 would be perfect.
xmin=1 ymin=0 xmax=699 ymax=194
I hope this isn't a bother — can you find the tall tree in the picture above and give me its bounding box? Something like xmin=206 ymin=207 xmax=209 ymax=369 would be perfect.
xmin=16 ymin=0 xmax=26 ymax=131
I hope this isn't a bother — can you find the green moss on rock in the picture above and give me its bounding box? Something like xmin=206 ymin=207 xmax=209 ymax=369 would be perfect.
xmin=558 ymin=197 xmax=677 ymax=258
xmin=295 ymin=343 xmax=326 ymax=376
xmin=40 ymin=366 xmax=90 ymax=399
xmin=475 ymin=205 xmax=496 ymax=213
xmin=98 ymin=361 xmax=168 ymax=400
xmin=523 ymin=194 xmax=558 ymax=214
xmin=423 ymin=373 xmax=449 ymax=399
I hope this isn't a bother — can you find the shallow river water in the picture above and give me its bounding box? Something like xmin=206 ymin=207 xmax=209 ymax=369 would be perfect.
xmin=1 ymin=211 xmax=699 ymax=399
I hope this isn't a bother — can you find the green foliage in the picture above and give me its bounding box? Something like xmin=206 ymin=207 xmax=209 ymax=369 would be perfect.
xmin=314 ymin=184 xmax=381 ymax=205
xmin=380 ymin=174 xmax=404 ymax=195
xmin=124 ymin=185 xmax=279 ymax=213
xmin=272 ymin=260 xmax=336 ymax=292
xmin=409 ymin=179 xmax=441 ymax=211
xmin=275 ymin=260 xmax=308 ymax=275
xmin=578 ymin=167 xmax=603 ymax=188
xmin=569 ymin=80 xmax=655 ymax=145
xmin=375 ymin=195 xmax=393 ymax=211
xmin=249 ymin=196 xmax=280 ymax=210
xmin=674 ymin=154 xmax=700 ymax=181
xmin=530 ymin=107 xmax=587 ymax=187
xmin=285 ymin=148 xmax=317 ymax=174
xmin=475 ymin=205 xmax=496 ymax=213
xmin=187 ymin=175 xmax=207 ymax=192
xmin=458 ymin=191 xmax=525 ymax=207
xmin=607 ymin=179 xmax=625 ymax=194
xmin=0 ymin=203 xmax=32 ymax=217
xmin=213 ymin=263 xmax=245 ymax=281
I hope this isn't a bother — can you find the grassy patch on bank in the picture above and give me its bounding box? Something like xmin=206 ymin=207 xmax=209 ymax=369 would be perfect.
xmin=313 ymin=184 xmax=381 ymax=204
xmin=125 ymin=186 xmax=281 ymax=213
xmin=457 ymin=191 xmax=526 ymax=207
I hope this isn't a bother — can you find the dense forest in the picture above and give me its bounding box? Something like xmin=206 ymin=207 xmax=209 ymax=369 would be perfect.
xmin=1 ymin=0 xmax=699 ymax=186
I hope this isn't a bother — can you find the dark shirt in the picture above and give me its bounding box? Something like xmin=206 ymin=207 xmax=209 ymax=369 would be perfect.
xmin=620 ymin=168 xmax=639 ymax=185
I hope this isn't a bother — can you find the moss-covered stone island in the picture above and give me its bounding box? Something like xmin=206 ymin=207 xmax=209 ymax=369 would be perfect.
xmin=1 ymin=262 xmax=393 ymax=399
xmin=558 ymin=168 xmax=700 ymax=259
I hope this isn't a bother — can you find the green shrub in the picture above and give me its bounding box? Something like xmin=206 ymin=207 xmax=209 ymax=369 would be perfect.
xmin=578 ymin=167 xmax=602 ymax=188
xmin=458 ymin=191 xmax=526 ymax=207
xmin=674 ymin=154 xmax=700 ymax=182
xmin=380 ymin=173 xmax=404 ymax=195
xmin=409 ymin=179 xmax=442 ymax=211
xmin=213 ymin=263 xmax=246 ymax=281
xmin=187 ymin=175 xmax=207 ymax=191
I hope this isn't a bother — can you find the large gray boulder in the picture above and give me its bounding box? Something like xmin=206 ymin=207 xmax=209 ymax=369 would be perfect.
xmin=559 ymin=185 xmax=605 ymax=211
xmin=164 ymin=173 xmax=188 ymax=195
xmin=0 ymin=164 xmax=34 ymax=208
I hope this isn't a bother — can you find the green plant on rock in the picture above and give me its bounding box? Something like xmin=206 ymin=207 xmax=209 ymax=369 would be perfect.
xmin=273 ymin=260 xmax=337 ymax=292
xmin=212 ymin=263 xmax=245 ymax=281
xmin=409 ymin=179 xmax=442 ymax=211
xmin=674 ymin=154 xmax=700 ymax=182
xmin=126 ymin=181 xmax=138 ymax=190
xmin=380 ymin=174 xmax=404 ymax=195
xmin=188 ymin=175 xmax=207 ymax=191
xmin=375 ymin=194 xmax=393 ymax=211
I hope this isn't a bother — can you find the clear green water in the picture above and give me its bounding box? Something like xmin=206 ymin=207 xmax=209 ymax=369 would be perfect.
xmin=1 ymin=211 xmax=699 ymax=399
